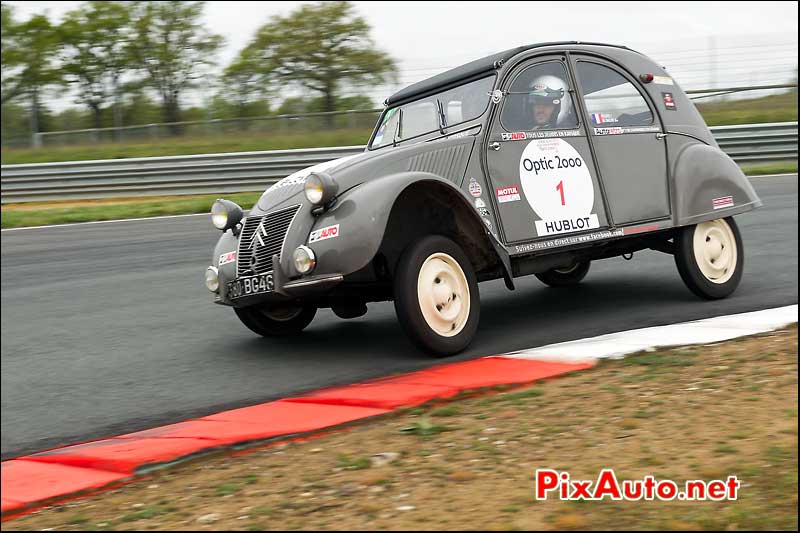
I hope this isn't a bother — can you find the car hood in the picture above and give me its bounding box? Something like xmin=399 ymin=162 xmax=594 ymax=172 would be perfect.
xmin=252 ymin=136 xmax=477 ymax=215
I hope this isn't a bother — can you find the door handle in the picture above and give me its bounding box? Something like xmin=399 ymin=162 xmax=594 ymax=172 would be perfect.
xmin=656 ymin=133 xmax=668 ymax=140
xmin=489 ymin=142 xmax=501 ymax=151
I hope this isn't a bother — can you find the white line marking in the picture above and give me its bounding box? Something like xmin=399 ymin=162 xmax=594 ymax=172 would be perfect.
xmin=1 ymin=212 xmax=208 ymax=232
xmin=502 ymin=305 xmax=798 ymax=363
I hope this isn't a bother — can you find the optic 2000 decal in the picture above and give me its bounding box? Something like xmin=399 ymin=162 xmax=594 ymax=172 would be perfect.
xmin=519 ymin=138 xmax=599 ymax=237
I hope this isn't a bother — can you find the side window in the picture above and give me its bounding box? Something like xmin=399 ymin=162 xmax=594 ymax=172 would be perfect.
xmin=500 ymin=62 xmax=578 ymax=132
xmin=576 ymin=62 xmax=654 ymax=127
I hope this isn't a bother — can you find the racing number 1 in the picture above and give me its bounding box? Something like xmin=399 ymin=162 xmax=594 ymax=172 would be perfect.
xmin=556 ymin=180 xmax=565 ymax=206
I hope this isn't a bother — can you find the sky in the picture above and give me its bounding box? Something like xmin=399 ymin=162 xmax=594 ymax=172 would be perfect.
xmin=6 ymin=1 xmax=799 ymax=110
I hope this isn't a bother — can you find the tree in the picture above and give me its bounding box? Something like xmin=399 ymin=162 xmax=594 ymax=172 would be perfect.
xmin=1 ymin=2 xmax=24 ymax=105
xmin=129 ymin=1 xmax=223 ymax=131
xmin=60 ymin=1 xmax=134 ymax=130
xmin=239 ymin=1 xmax=395 ymax=126
xmin=1 ymin=10 xmax=62 ymax=139
xmin=219 ymin=47 xmax=272 ymax=119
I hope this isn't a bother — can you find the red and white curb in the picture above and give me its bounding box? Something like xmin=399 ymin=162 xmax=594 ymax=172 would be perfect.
xmin=1 ymin=305 xmax=797 ymax=519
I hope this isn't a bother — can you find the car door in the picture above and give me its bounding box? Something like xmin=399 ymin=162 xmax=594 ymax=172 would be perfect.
xmin=485 ymin=55 xmax=611 ymax=246
xmin=571 ymin=56 xmax=671 ymax=225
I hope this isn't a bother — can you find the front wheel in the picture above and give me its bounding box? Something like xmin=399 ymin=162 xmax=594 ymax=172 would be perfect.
xmin=535 ymin=261 xmax=591 ymax=287
xmin=674 ymin=217 xmax=743 ymax=299
xmin=234 ymin=302 xmax=317 ymax=336
xmin=393 ymin=235 xmax=480 ymax=357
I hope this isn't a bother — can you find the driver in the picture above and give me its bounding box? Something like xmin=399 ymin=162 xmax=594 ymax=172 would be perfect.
xmin=528 ymin=75 xmax=567 ymax=129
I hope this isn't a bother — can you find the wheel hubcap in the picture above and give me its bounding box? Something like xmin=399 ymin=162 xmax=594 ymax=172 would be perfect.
xmin=417 ymin=252 xmax=470 ymax=337
xmin=693 ymin=219 xmax=737 ymax=284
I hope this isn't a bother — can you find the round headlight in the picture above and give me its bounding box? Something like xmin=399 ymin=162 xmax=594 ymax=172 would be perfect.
xmin=211 ymin=199 xmax=244 ymax=231
xmin=205 ymin=266 xmax=219 ymax=292
xmin=303 ymin=172 xmax=339 ymax=206
xmin=293 ymin=245 xmax=316 ymax=274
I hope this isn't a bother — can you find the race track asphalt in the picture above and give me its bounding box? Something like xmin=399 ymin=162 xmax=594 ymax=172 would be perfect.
xmin=1 ymin=175 xmax=797 ymax=459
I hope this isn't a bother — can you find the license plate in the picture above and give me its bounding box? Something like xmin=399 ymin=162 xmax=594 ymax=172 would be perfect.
xmin=228 ymin=272 xmax=274 ymax=299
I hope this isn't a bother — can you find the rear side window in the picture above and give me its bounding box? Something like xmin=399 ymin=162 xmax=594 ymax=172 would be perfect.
xmin=576 ymin=62 xmax=654 ymax=127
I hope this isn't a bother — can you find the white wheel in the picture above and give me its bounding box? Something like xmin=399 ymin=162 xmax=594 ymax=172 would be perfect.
xmin=416 ymin=252 xmax=471 ymax=337
xmin=393 ymin=235 xmax=480 ymax=356
xmin=675 ymin=216 xmax=743 ymax=300
xmin=692 ymin=219 xmax=737 ymax=284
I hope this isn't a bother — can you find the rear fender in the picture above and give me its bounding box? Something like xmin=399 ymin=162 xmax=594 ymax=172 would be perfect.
xmin=672 ymin=142 xmax=762 ymax=226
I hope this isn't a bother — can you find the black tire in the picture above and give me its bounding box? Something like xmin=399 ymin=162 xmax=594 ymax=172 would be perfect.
xmin=535 ymin=261 xmax=591 ymax=287
xmin=674 ymin=216 xmax=743 ymax=300
xmin=393 ymin=235 xmax=480 ymax=357
xmin=234 ymin=302 xmax=317 ymax=336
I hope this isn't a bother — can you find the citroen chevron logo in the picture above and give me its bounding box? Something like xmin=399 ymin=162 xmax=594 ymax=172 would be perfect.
xmin=248 ymin=220 xmax=269 ymax=251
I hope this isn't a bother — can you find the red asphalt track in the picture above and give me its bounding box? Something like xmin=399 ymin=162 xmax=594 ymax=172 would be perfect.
xmin=1 ymin=356 xmax=592 ymax=518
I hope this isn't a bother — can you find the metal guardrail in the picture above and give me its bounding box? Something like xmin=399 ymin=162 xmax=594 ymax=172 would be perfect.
xmin=1 ymin=122 xmax=796 ymax=204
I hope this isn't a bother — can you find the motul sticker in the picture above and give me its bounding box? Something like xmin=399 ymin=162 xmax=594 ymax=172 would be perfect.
xmin=712 ymin=196 xmax=734 ymax=209
xmin=309 ymin=224 xmax=339 ymax=243
xmin=468 ymin=178 xmax=483 ymax=197
xmin=662 ymin=92 xmax=677 ymax=110
xmin=496 ymin=186 xmax=521 ymax=203
xmin=219 ymin=251 xmax=237 ymax=266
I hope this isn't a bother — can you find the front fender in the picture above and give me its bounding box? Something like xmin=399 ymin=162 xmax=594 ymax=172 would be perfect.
xmin=306 ymin=171 xmax=513 ymax=286
xmin=212 ymin=229 xmax=239 ymax=302
xmin=672 ymin=142 xmax=762 ymax=226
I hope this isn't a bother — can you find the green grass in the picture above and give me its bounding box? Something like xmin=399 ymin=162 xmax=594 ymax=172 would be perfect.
xmin=0 ymin=191 xmax=262 ymax=229
xmin=696 ymin=91 xmax=797 ymax=126
xmin=0 ymin=128 xmax=373 ymax=165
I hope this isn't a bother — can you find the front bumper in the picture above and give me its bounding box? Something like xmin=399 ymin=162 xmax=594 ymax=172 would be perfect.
xmin=215 ymin=254 xmax=344 ymax=307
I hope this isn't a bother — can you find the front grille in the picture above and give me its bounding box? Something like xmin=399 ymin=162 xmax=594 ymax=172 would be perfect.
xmin=237 ymin=205 xmax=300 ymax=276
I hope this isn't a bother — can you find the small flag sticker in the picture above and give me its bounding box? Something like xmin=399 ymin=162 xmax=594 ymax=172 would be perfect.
xmin=712 ymin=196 xmax=734 ymax=209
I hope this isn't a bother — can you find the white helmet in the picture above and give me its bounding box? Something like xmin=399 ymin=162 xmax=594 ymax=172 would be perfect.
xmin=528 ymin=75 xmax=572 ymax=127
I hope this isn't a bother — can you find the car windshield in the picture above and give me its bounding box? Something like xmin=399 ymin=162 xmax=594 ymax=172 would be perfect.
xmin=370 ymin=75 xmax=495 ymax=149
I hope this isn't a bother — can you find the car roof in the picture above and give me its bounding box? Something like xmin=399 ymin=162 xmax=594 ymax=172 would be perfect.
xmin=385 ymin=41 xmax=637 ymax=106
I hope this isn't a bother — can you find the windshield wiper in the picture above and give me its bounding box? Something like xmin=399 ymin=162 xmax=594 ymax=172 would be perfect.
xmin=392 ymin=108 xmax=403 ymax=147
xmin=436 ymin=99 xmax=447 ymax=134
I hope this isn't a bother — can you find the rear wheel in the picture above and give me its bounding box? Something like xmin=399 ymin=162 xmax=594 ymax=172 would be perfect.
xmin=535 ymin=261 xmax=591 ymax=287
xmin=393 ymin=235 xmax=480 ymax=357
xmin=234 ymin=302 xmax=317 ymax=336
xmin=674 ymin=217 xmax=743 ymax=299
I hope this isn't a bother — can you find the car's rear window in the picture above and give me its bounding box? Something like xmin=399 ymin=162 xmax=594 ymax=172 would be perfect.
xmin=576 ymin=62 xmax=654 ymax=127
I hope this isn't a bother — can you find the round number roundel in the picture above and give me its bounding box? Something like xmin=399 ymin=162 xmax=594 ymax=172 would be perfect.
xmin=519 ymin=138 xmax=594 ymax=222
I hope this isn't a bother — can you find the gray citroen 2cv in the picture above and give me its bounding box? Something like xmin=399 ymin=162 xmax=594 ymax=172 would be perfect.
xmin=205 ymin=41 xmax=762 ymax=356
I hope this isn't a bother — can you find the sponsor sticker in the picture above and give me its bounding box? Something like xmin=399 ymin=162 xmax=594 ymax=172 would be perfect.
xmin=652 ymin=75 xmax=674 ymax=85
xmin=593 ymin=125 xmax=661 ymax=136
xmin=496 ymin=185 xmax=521 ymax=203
xmin=591 ymin=113 xmax=618 ymax=125
xmin=309 ymin=224 xmax=340 ymax=243
xmin=515 ymin=228 xmax=624 ymax=253
xmin=218 ymin=251 xmax=237 ymax=266
xmin=662 ymin=92 xmax=677 ymax=110
xmin=712 ymin=196 xmax=734 ymax=210
xmin=519 ymin=138 xmax=600 ymax=237
xmin=475 ymin=198 xmax=486 ymax=209
xmin=501 ymin=130 xmax=581 ymax=141
xmin=501 ymin=131 xmax=528 ymax=141
xmin=468 ymin=178 xmax=483 ymax=197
